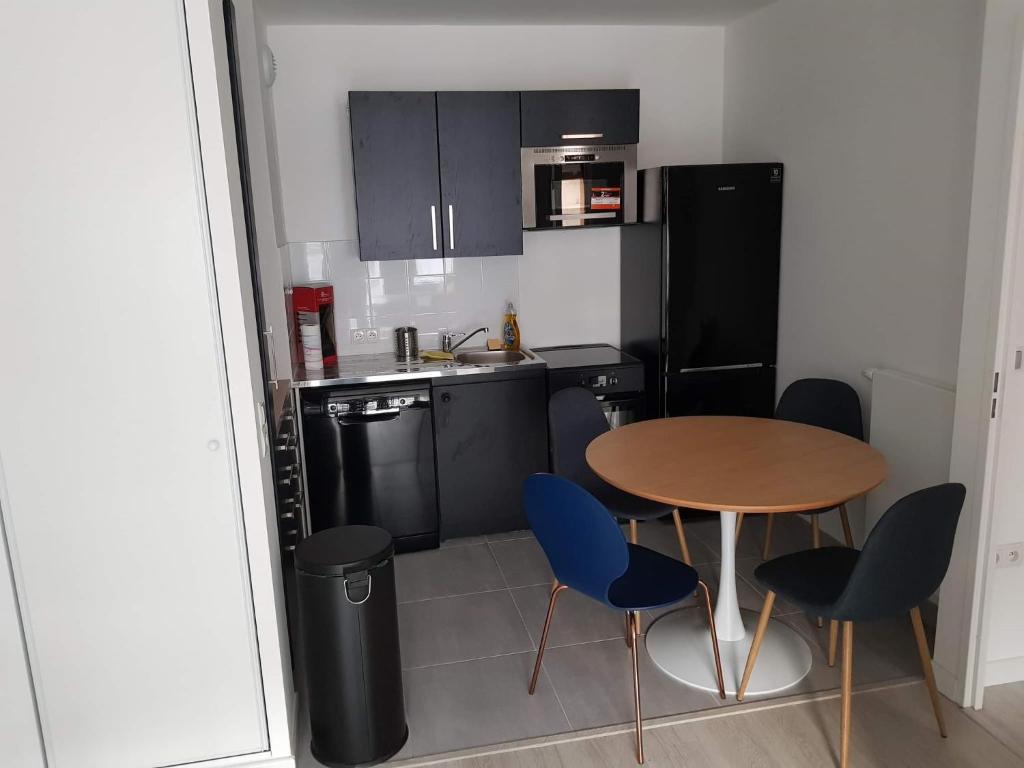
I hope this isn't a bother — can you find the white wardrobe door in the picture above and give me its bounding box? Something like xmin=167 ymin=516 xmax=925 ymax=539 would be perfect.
xmin=0 ymin=2 xmax=267 ymax=767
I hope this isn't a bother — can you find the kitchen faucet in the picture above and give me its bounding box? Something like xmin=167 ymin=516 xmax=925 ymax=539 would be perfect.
xmin=441 ymin=326 xmax=489 ymax=353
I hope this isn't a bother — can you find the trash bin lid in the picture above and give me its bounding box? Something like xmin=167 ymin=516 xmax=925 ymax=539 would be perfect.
xmin=295 ymin=525 xmax=394 ymax=577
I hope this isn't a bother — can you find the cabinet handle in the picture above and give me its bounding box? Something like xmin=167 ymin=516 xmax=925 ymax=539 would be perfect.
xmin=448 ymin=204 xmax=455 ymax=251
xmin=430 ymin=205 xmax=438 ymax=251
xmin=562 ymin=132 xmax=603 ymax=140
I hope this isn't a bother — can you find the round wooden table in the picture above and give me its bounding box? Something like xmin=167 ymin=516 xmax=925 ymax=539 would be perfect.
xmin=587 ymin=416 xmax=887 ymax=695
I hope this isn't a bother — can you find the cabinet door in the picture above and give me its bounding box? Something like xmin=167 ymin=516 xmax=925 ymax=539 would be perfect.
xmin=437 ymin=91 xmax=523 ymax=258
xmin=434 ymin=376 xmax=549 ymax=539
xmin=520 ymin=89 xmax=640 ymax=147
xmin=350 ymin=92 xmax=442 ymax=261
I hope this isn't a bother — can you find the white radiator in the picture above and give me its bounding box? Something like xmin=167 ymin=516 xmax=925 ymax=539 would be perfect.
xmin=863 ymin=368 xmax=956 ymax=534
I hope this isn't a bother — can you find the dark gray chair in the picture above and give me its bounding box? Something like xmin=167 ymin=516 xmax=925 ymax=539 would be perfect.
xmin=548 ymin=387 xmax=691 ymax=564
xmin=736 ymin=378 xmax=864 ymax=559
xmin=737 ymin=483 xmax=966 ymax=768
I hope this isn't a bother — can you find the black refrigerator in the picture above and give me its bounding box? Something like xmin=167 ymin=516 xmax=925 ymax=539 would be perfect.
xmin=620 ymin=163 xmax=783 ymax=419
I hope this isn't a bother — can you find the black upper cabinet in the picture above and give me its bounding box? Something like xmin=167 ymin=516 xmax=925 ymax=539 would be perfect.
xmin=437 ymin=91 xmax=523 ymax=258
xmin=520 ymin=89 xmax=640 ymax=147
xmin=350 ymin=91 xmax=523 ymax=261
xmin=349 ymin=92 xmax=442 ymax=262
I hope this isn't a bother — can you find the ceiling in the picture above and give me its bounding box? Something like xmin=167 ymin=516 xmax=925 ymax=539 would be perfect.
xmin=256 ymin=0 xmax=780 ymax=26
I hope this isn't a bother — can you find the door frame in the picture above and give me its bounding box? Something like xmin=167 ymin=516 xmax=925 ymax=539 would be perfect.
xmin=184 ymin=0 xmax=295 ymax=760
xmin=934 ymin=3 xmax=1024 ymax=709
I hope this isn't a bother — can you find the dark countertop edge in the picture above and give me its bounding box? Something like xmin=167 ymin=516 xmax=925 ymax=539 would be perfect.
xmin=290 ymin=349 xmax=547 ymax=389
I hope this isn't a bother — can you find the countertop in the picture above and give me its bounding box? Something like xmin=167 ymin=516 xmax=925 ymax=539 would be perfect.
xmin=291 ymin=347 xmax=547 ymax=389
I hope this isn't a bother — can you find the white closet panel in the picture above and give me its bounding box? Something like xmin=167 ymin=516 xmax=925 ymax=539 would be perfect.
xmin=0 ymin=2 xmax=267 ymax=766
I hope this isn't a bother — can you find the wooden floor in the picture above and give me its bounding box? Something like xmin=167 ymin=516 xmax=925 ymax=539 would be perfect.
xmin=966 ymin=682 xmax=1024 ymax=762
xmin=390 ymin=681 xmax=1024 ymax=768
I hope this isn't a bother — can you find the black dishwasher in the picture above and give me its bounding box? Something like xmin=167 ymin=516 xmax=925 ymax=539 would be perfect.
xmin=300 ymin=385 xmax=439 ymax=552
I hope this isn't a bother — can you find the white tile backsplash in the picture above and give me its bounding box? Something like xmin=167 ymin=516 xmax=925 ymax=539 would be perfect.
xmin=283 ymin=240 xmax=521 ymax=357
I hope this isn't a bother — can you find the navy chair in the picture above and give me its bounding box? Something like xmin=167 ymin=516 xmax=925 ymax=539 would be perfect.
xmin=524 ymin=473 xmax=725 ymax=765
xmin=736 ymin=378 xmax=864 ymax=559
xmin=549 ymin=387 xmax=692 ymax=564
xmin=736 ymin=483 xmax=966 ymax=768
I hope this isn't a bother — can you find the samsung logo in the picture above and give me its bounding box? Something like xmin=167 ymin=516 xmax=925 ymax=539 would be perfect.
xmin=717 ymin=185 xmax=736 ymax=191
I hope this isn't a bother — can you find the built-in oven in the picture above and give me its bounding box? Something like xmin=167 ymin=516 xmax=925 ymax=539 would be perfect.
xmin=535 ymin=344 xmax=647 ymax=429
xmin=521 ymin=144 xmax=637 ymax=229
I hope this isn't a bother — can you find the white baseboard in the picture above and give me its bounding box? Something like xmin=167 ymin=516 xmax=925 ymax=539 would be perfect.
xmin=985 ymin=655 xmax=1024 ymax=686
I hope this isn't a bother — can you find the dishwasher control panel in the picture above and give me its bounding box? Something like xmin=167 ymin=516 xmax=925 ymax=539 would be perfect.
xmin=320 ymin=389 xmax=431 ymax=416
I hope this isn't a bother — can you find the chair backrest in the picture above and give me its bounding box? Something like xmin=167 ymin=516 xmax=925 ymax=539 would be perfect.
xmin=523 ymin=473 xmax=629 ymax=605
xmin=776 ymin=378 xmax=864 ymax=441
xmin=548 ymin=387 xmax=610 ymax=492
xmin=832 ymin=483 xmax=966 ymax=621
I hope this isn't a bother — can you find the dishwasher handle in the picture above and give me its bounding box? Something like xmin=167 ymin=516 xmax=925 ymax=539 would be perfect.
xmin=337 ymin=408 xmax=401 ymax=425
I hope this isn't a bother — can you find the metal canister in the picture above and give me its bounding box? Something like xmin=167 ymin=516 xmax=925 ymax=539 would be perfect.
xmin=394 ymin=326 xmax=419 ymax=361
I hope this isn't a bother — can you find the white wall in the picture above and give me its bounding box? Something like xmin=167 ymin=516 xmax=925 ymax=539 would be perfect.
xmin=723 ymin=0 xmax=985 ymax=543
xmin=265 ymin=24 xmax=724 ymax=351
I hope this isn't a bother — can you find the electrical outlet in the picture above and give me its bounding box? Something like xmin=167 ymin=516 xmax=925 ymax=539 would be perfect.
xmin=366 ymin=328 xmax=379 ymax=342
xmin=351 ymin=329 xmax=366 ymax=344
xmin=995 ymin=543 xmax=1024 ymax=568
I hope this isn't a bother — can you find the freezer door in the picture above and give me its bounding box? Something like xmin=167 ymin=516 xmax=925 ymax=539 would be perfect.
xmin=665 ymin=366 xmax=776 ymax=418
xmin=664 ymin=164 xmax=782 ymax=371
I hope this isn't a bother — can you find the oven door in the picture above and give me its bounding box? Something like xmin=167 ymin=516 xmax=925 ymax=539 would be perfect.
xmin=597 ymin=393 xmax=644 ymax=429
xmin=522 ymin=144 xmax=637 ymax=229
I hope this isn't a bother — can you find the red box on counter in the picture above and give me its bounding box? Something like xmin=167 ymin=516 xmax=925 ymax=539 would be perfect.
xmin=293 ymin=283 xmax=337 ymax=367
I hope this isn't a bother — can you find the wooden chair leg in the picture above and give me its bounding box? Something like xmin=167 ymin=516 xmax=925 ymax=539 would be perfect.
xmin=762 ymin=515 xmax=775 ymax=560
xmin=910 ymin=606 xmax=948 ymax=738
xmin=629 ymin=519 xmax=639 ymax=545
xmin=840 ymin=621 xmax=853 ymax=768
xmin=529 ymin=582 xmax=566 ymax=694
xmin=828 ymin=619 xmax=839 ymax=667
xmin=839 ymin=504 xmax=854 ymax=547
xmin=628 ymin=610 xmax=644 ymax=764
xmin=671 ymin=508 xmax=692 ymax=565
xmin=698 ymin=580 xmax=726 ymax=699
xmin=735 ymin=511 xmax=745 ymax=542
xmin=737 ymin=590 xmax=776 ymax=701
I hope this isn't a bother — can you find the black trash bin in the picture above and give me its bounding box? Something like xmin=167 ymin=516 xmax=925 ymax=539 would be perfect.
xmin=295 ymin=525 xmax=408 ymax=767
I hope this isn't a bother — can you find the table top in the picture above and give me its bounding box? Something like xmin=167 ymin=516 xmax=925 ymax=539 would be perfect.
xmin=586 ymin=416 xmax=888 ymax=513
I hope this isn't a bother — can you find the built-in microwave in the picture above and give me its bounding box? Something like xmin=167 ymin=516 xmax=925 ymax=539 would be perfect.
xmin=521 ymin=144 xmax=637 ymax=229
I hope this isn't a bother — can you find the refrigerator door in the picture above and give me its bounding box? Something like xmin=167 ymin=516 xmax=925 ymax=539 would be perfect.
xmin=665 ymin=366 xmax=776 ymax=418
xmin=664 ymin=164 xmax=782 ymax=372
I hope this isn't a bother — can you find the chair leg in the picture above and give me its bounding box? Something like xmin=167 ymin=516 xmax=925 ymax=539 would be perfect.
xmin=813 ymin=517 xmax=824 ymax=627
xmin=735 ymin=511 xmax=745 ymax=542
xmin=697 ymin=580 xmax=726 ymax=699
xmin=762 ymin=514 xmax=775 ymax=560
xmin=671 ymin=508 xmax=692 ymax=565
xmin=629 ymin=519 xmax=639 ymax=545
xmin=839 ymin=504 xmax=854 ymax=547
xmin=828 ymin=619 xmax=839 ymax=667
xmin=910 ymin=606 xmax=948 ymax=738
xmin=737 ymin=590 xmax=776 ymax=701
xmin=840 ymin=621 xmax=853 ymax=768
xmin=628 ymin=610 xmax=644 ymax=764
xmin=624 ymin=613 xmax=633 ymax=648
xmin=528 ymin=582 xmax=566 ymax=695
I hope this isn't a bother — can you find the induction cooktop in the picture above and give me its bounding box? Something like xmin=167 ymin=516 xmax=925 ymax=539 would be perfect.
xmin=533 ymin=343 xmax=640 ymax=369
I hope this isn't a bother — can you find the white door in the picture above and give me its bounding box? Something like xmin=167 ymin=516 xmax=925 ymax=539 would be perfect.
xmin=0 ymin=2 xmax=268 ymax=766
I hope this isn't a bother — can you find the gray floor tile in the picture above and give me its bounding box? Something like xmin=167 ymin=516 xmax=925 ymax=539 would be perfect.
xmin=440 ymin=535 xmax=489 ymax=548
xmin=543 ymin=638 xmax=723 ymax=730
xmin=395 ymin=543 xmax=505 ymax=603
xmin=395 ymin=652 xmax=570 ymax=759
xmin=512 ymin=585 xmax=628 ymax=648
xmin=489 ymin=537 xmax=554 ymax=587
xmin=645 ymin=558 xmax=774 ymax=625
xmin=486 ymin=528 xmax=534 ymax=543
xmin=398 ymin=591 xmax=534 ymax=669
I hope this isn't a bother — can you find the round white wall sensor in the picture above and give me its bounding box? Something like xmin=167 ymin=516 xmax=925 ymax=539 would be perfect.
xmin=259 ymin=44 xmax=277 ymax=88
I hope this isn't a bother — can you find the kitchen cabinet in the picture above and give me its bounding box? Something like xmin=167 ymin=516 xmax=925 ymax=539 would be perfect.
xmin=520 ymin=89 xmax=640 ymax=147
xmin=350 ymin=92 xmax=443 ymax=261
xmin=437 ymin=91 xmax=523 ymax=258
xmin=433 ymin=372 xmax=549 ymax=539
xmin=350 ymin=90 xmax=523 ymax=261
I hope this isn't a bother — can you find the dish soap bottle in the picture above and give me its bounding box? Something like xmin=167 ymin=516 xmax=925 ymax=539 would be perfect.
xmin=502 ymin=303 xmax=521 ymax=351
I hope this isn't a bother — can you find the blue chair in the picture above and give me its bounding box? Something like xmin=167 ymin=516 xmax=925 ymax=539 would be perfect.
xmin=524 ymin=473 xmax=725 ymax=765
xmin=736 ymin=483 xmax=966 ymax=768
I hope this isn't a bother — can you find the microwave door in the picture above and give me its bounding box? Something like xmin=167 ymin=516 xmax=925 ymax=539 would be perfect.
xmin=533 ymin=161 xmax=625 ymax=228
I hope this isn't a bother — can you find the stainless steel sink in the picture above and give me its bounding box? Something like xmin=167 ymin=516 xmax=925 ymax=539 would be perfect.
xmin=455 ymin=349 xmax=526 ymax=365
